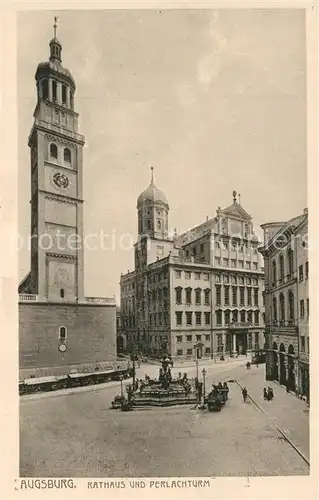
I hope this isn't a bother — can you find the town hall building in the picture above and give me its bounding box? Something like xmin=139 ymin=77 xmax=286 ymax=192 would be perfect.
xmin=120 ymin=171 xmax=265 ymax=360
xmin=19 ymin=23 xmax=117 ymax=378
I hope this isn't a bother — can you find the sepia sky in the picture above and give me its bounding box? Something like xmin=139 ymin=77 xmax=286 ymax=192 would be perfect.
xmin=18 ymin=9 xmax=307 ymax=302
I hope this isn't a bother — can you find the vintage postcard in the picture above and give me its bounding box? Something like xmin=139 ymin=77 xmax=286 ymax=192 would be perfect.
xmin=1 ymin=1 xmax=318 ymax=499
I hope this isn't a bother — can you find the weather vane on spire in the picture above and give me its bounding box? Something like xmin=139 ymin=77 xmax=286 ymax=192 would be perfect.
xmin=53 ymin=16 xmax=58 ymax=38
xmin=150 ymin=166 xmax=154 ymax=184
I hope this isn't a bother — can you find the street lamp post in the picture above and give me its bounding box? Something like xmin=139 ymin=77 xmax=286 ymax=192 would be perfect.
xmin=119 ymin=374 xmax=124 ymax=398
xmin=202 ymin=368 xmax=207 ymax=399
xmin=195 ymin=358 xmax=199 ymax=381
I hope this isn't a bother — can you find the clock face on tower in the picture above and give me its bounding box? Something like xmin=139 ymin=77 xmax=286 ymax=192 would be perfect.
xmin=52 ymin=172 xmax=69 ymax=189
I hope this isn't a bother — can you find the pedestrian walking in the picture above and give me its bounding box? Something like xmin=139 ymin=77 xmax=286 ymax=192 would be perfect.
xmin=263 ymin=387 xmax=268 ymax=401
xmin=267 ymin=387 xmax=274 ymax=401
xmin=246 ymin=361 xmax=251 ymax=370
xmin=242 ymin=387 xmax=248 ymax=402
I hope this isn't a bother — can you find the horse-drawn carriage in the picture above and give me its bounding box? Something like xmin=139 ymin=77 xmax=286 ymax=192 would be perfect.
xmin=204 ymin=383 xmax=229 ymax=412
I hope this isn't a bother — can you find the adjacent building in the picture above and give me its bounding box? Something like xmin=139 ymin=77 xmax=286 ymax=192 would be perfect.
xmin=119 ymin=175 xmax=265 ymax=360
xmin=259 ymin=209 xmax=309 ymax=399
xmin=19 ymin=25 xmax=117 ymax=377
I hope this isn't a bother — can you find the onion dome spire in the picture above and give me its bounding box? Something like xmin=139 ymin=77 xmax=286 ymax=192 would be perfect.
xmin=49 ymin=16 xmax=62 ymax=63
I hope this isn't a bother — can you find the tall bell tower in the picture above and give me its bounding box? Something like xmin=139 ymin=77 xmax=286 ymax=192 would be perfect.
xmin=26 ymin=18 xmax=85 ymax=302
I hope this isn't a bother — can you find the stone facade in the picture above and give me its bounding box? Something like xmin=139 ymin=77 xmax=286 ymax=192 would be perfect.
xmin=120 ymin=188 xmax=265 ymax=360
xmin=19 ymin=301 xmax=116 ymax=370
xmin=259 ymin=209 xmax=309 ymax=399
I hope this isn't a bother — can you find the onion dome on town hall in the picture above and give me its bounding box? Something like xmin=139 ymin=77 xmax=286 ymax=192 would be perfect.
xmin=137 ymin=167 xmax=169 ymax=209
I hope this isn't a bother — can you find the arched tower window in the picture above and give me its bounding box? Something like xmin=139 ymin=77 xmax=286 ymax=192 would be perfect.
xmin=279 ymin=254 xmax=284 ymax=281
xmin=64 ymin=148 xmax=71 ymax=163
xmin=42 ymin=79 xmax=49 ymax=100
xmin=62 ymin=85 xmax=67 ymax=106
xmin=59 ymin=326 xmax=67 ymax=339
xmin=70 ymin=91 xmax=74 ymax=110
xmin=287 ymin=248 xmax=294 ymax=277
xmin=50 ymin=143 xmax=58 ymax=159
xmin=60 ymin=288 xmax=65 ymax=298
xmin=288 ymin=290 xmax=294 ymax=321
xmin=279 ymin=293 xmax=285 ymax=323
xmin=272 ymin=260 xmax=277 ymax=284
xmin=52 ymin=80 xmax=57 ymax=102
xmin=273 ymin=297 xmax=277 ymax=322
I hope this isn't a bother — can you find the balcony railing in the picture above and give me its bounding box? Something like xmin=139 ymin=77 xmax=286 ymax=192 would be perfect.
xmin=85 ymin=296 xmax=116 ymax=305
xmin=19 ymin=294 xmax=38 ymax=302
xmin=19 ymin=294 xmax=116 ymax=305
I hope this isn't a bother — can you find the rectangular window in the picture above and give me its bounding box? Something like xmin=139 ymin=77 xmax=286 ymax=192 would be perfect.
xmin=224 ymin=310 xmax=230 ymax=325
xmin=200 ymin=244 xmax=204 ymax=252
xmin=187 ymin=349 xmax=193 ymax=355
xmin=215 ymin=241 xmax=220 ymax=249
xmin=254 ymin=288 xmax=259 ymax=306
xmin=247 ymin=288 xmax=252 ymax=306
xmin=186 ymin=289 xmax=192 ymax=304
xmin=195 ymin=312 xmax=201 ymax=325
xmin=205 ymin=334 xmax=210 ymax=341
xmin=299 ymin=265 xmax=303 ymax=281
xmin=223 ymin=258 xmax=229 ymax=267
xmin=186 ymin=334 xmax=192 ymax=342
xmin=231 ymin=276 xmax=237 ymax=284
xmin=301 ymin=336 xmax=305 ymax=352
xmin=216 ymin=286 xmax=221 ymax=306
xmin=215 ymin=258 xmax=221 ymax=266
xmin=195 ymin=289 xmax=201 ymax=305
xmin=240 ymin=287 xmax=245 ymax=306
xmin=247 ymin=277 xmax=252 ymax=285
xmin=246 ymin=261 xmax=251 ymax=269
xmin=216 ymin=274 xmax=221 ymax=283
xmin=216 ymin=310 xmax=222 ymax=325
xmin=224 ymin=286 xmax=230 ymax=306
xmin=204 ymin=312 xmax=211 ymax=325
xmin=176 ymin=311 xmax=183 ymax=325
xmin=254 ymin=311 xmax=259 ymax=325
xmin=254 ymin=332 xmax=259 ymax=350
xmin=224 ymin=275 xmax=229 ymax=284
xmin=239 ymin=260 xmax=244 ymax=268
xmin=307 ymin=298 xmax=309 ymax=317
xmin=231 ymin=259 xmax=236 ymax=268
xmin=204 ymin=289 xmax=210 ymax=305
xmin=253 ymin=263 xmax=258 ymax=270
xmin=253 ymin=278 xmax=258 ymax=286
xmin=305 ymin=261 xmax=309 ymax=279
xmin=185 ymin=271 xmax=191 ymax=280
xmin=196 ymin=334 xmax=201 ymax=341
xmin=177 ymin=349 xmax=183 ymax=356
xmin=232 ymin=287 xmax=237 ymax=306
xmin=186 ymin=312 xmax=193 ymax=325
xmin=300 ymin=299 xmax=305 ymax=318
xmin=248 ymin=334 xmax=252 ymax=350
xmin=203 ymin=273 xmax=209 ymax=281
xmin=195 ymin=272 xmax=201 ymax=280
xmin=175 ymin=270 xmax=182 ymax=279
xmin=205 ymin=347 xmax=211 ymax=354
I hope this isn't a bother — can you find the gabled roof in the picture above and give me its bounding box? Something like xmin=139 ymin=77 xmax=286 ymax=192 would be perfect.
xmin=221 ymin=202 xmax=252 ymax=221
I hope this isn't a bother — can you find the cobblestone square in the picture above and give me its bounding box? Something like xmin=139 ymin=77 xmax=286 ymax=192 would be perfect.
xmin=20 ymin=362 xmax=309 ymax=477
